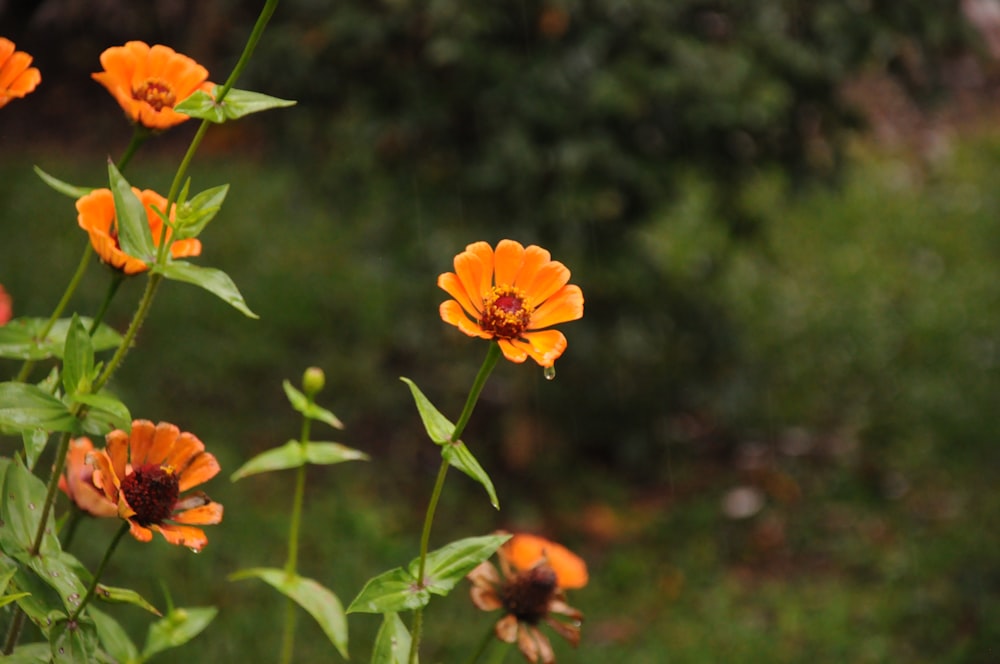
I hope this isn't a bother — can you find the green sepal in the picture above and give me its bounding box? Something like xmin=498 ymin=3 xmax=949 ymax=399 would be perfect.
xmin=141 ymin=606 xmax=218 ymax=661
xmin=400 ymin=377 xmax=453 ymax=444
xmin=108 ymin=161 xmax=156 ymax=265
xmin=88 ymin=604 xmax=140 ymax=664
xmin=174 ymin=184 xmax=229 ymax=240
xmin=441 ymin=441 xmax=499 ymax=509
xmin=33 ymin=165 xmax=94 ymax=199
xmin=175 ymin=86 xmax=296 ymax=123
xmin=408 ymin=534 xmax=510 ymax=597
xmin=371 ymin=612 xmax=411 ymax=664
xmin=283 ymin=380 xmax=344 ymax=429
xmin=229 ymin=568 xmax=347 ymax=658
xmin=153 ymin=261 xmax=258 ymax=319
xmin=0 ymin=317 xmax=122 ymax=361
xmin=230 ymin=439 xmax=368 ymax=481
xmin=61 ymin=315 xmax=93 ymax=398
xmin=72 ymin=392 xmax=132 ymax=436
xmin=95 ymin=584 xmax=162 ymax=616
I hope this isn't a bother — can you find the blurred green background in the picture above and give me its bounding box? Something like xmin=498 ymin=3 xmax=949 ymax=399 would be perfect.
xmin=3 ymin=1 xmax=1000 ymax=661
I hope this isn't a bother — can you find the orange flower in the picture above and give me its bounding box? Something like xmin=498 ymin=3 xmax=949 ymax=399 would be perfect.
xmin=438 ymin=240 xmax=584 ymax=367
xmin=467 ymin=533 xmax=587 ymax=663
xmin=76 ymin=187 xmax=202 ymax=274
xmin=58 ymin=437 xmax=118 ymax=518
xmin=0 ymin=37 xmax=41 ymax=109
xmin=89 ymin=420 xmax=223 ymax=551
xmin=0 ymin=283 xmax=11 ymax=325
xmin=92 ymin=41 xmax=213 ymax=130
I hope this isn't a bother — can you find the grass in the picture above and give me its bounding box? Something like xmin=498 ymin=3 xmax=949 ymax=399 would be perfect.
xmin=3 ymin=127 xmax=1000 ymax=662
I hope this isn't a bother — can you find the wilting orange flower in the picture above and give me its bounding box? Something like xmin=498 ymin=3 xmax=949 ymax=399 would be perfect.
xmin=467 ymin=533 xmax=588 ymax=664
xmin=0 ymin=37 xmax=41 ymax=109
xmin=76 ymin=187 xmax=202 ymax=274
xmin=92 ymin=41 xmax=212 ymax=130
xmin=58 ymin=437 xmax=118 ymax=518
xmin=89 ymin=420 xmax=223 ymax=551
xmin=0 ymin=283 xmax=11 ymax=325
xmin=438 ymin=240 xmax=584 ymax=367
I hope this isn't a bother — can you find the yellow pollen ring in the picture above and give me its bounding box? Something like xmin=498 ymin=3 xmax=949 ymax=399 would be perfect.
xmin=133 ymin=78 xmax=177 ymax=111
xmin=480 ymin=285 xmax=534 ymax=339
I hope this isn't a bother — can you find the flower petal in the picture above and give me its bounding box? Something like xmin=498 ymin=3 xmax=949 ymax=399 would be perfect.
xmin=128 ymin=419 xmax=158 ymax=466
xmin=544 ymin=614 xmax=582 ymax=647
xmin=523 ymin=261 xmax=571 ymax=306
xmin=513 ymin=245 xmax=552 ymax=291
xmin=128 ymin=520 xmax=154 ymax=543
xmin=508 ymin=330 xmax=568 ymax=368
xmin=177 ymin=451 xmax=221 ymax=492
xmin=105 ymin=429 xmax=130 ymax=485
xmin=465 ymin=242 xmax=495 ymax=296
xmin=529 ymin=285 xmax=584 ymax=330
xmin=151 ymin=523 xmax=209 ymax=551
xmin=470 ymin=585 xmax=503 ymax=612
xmin=524 ymin=625 xmax=555 ymax=664
xmin=504 ymin=534 xmax=589 ymax=589
xmin=493 ymin=239 xmax=525 ymax=287
xmin=164 ymin=431 xmax=205 ymax=471
xmin=172 ymin=501 xmax=223 ymax=525
xmin=440 ymin=300 xmax=492 ymax=339
xmin=497 ymin=338 xmax=529 ymax=364
xmin=438 ymin=271 xmax=481 ymax=317
xmin=495 ymin=614 xmax=519 ymax=644
xmin=454 ymin=249 xmax=488 ymax=307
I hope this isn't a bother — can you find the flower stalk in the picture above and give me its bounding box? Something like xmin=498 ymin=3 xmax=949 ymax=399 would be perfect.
xmin=69 ymin=522 xmax=130 ymax=621
xmin=279 ymin=400 xmax=313 ymax=664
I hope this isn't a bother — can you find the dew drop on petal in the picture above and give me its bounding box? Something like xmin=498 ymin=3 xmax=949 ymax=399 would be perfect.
xmin=188 ymin=547 xmax=201 ymax=554
xmin=544 ymin=365 xmax=556 ymax=381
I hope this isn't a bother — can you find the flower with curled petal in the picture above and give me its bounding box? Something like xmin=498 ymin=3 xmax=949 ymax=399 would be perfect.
xmin=58 ymin=437 xmax=118 ymax=518
xmin=89 ymin=420 xmax=223 ymax=551
xmin=438 ymin=240 xmax=584 ymax=367
xmin=0 ymin=37 xmax=41 ymax=109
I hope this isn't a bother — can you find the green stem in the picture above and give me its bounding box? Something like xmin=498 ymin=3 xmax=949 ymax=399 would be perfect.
xmin=485 ymin=639 xmax=511 ymax=664
xmin=116 ymin=126 xmax=151 ymax=173
xmin=92 ymin=273 xmax=162 ymax=393
xmin=2 ymin=608 xmax=26 ymax=655
xmin=408 ymin=343 xmax=502 ymax=664
xmin=69 ymin=522 xmax=130 ymax=621
xmin=29 ymin=430 xmax=74 ymax=555
xmin=279 ymin=408 xmax=312 ymax=664
xmin=465 ymin=624 xmax=500 ymax=664
xmin=60 ymin=505 xmax=85 ymax=551
xmin=88 ymin=272 xmax=125 ymax=336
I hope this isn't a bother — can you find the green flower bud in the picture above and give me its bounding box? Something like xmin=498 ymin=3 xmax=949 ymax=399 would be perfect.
xmin=302 ymin=366 xmax=325 ymax=396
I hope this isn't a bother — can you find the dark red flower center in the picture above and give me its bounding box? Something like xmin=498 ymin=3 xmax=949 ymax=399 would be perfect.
xmin=500 ymin=564 xmax=558 ymax=624
xmin=120 ymin=464 xmax=179 ymax=526
xmin=480 ymin=285 xmax=534 ymax=339
xmin=133 ymin=79 xmax=177 ymax=111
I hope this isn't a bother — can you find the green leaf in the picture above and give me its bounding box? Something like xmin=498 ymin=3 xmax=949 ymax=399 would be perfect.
xmin=0 ymin=382 xmax=77 ymax=435
xmin=409 ymin=534 xmax=510 ymax=597
xmin=23 ymin=428 xmax=50 ymax=470
xmin=304 ymin=442 xmax=369 ymax=465
xmin=0 ymin=557 xmax=29 ymax=607
xmin=5 ymin=643 xmax=52 ymax=663
xmin=283 ymin=380 xmax=344 ymax=429
xmin=61 ymin=315 xmax=94 ymax=398
xmin=371 ymin=613 xmax=411 ymax=664
xmin=230 ymin=440 xmax=368 ymax=481
xmin=141 ymin=606 xmax=217 ymax=661
xmin=442 ymin=441 xmax=499 ymax=509
xmin=50 ymin=613 xmax=99 ymax=664
xmin=95 ymin=584 xmax=162 ymax=616
xmin=88 ymin=604 xmax=140 ymax=664
xmin=0 ymin=456 xmax=60 ymax=556
xmin=174 ymin=86 xmax=296 ymax=123
xmin=0 ymin=317 xmax=121 ymax=361
xmin=108 ymin=161 xmax=156 ymax=265
xmin=346 ymin=567 xmax=428 ymax=614
xmin=229 ymin=568 xmax=347 ymax=658
xmin=174 ymin=184 xmax=229 ymax=240
xmin=33 ymin=166 xmax=94 ymax=199
xmin=25 ymin=552 xmax=89 ymax=613
xmin=154 ymin=261 xmax=258 ymax=319
xmin=73 ymin=392 xmax=132 ymax=436
xmin=400 ymin=377 xmax=454 ymax=444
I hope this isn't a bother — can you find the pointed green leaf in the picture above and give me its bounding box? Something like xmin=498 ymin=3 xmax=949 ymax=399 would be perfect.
xmin=371 ymin=612 xmax=411 ymax=664
xmin=283 ymin=380 xmax=344 ymax=429
xmin=0 ymin=557 xmax=31 ymax=608
xmin=346 ymin=567 xmax=427 ymax=614
xmin=61 ymin=315 xmax=93 ymax=398
xmin=50 ymin=613 xmax=99 ymax=664
xmin=230 ymin=440 xmax=305 ymax=481
xmin=154 ymin=261 xmax=258 ymax=318
xmin=175 ymin=87 xmax=296 ymax=123
xmin=25 ymin=552 xmax=89 ymax=613
xmin=304 ymin=442 xmax=369 ymax=465
xmin=33 ymin=166 xmax=94 ymax=199
xmin=229 ymin=568 xmax=347 ymax=658
xmin=0 ymin=382 xmax=77 ymax=435
xmin=141 ymin=606 xmax=217 ymax=660
xmin=108 ymin=161 xmax=156 ymax=265
xmin=73 ymin=392 xmax=132 ymax=436
xmin=0 ymin=590 xmax=32 ymax=608
xmin=442 ymin=441 xmax=499 ymax=509
xmin=0 ymin=456 xmax=60 ymax=556
xmin=23 ymin=428 xmax=50 ymax=470
xmin=95 ymin=584 xmax=162 ymax=616
xmin=88 ymin=604 xmax=140 ymax=664
xmin=175 ymin=185 xmax=229 ymax=240
xmin=410 ymin=534 xmax=510 ymax=597
xmin=400 ymin=377 xmax=454 ymax=444
xmin=0 ymin=317 xmax=121 ymax=361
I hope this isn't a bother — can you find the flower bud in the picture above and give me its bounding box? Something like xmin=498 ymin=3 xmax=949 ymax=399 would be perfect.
xmin=302 ymin=366 xmax=325 ymax=396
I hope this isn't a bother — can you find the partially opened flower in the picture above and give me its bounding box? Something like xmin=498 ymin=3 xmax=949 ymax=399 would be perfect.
xmin=438 ymin=240 xmax=584 ymax=367
xmin=58 ymin=437 xmax=118 ymax=518
xmin=89 ymin=420 xmax=223 ymax=551
xmin=0 ymin=283 xmax=11 ymax=325
xmin=467 ymin=533 xmax=588 ymax=663
xmin=76 ymin=187 xmax=202 ymax=274
xmin=92 ymin=41 xmax=212 ymax=130
xmin=0 ymin=37 xmax=41 ymax=109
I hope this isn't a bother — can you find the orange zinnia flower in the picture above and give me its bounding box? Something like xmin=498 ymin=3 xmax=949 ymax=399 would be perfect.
xmin=0 ymin=283 xmax=11 ymax=325
xmin=58 ymin=437 xmax=118 ymax=518
xmin=0 ymin=37 xmax=41 ymax=109
xmin=89 ymin=420 xmax=223 ymax=551
xmin=438 ymin=240 xmax=584 ymax=367
xmin=467 ymin=533 xmax=588 ymax=664
xmin=92 ymin=41 xmax=213 ymax=130
xmin=76 ymin=187 xmax=202 ymax=274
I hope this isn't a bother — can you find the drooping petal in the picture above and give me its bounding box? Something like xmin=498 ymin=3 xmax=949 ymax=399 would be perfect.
xmin=515 ymin=624 xmax=543 ymax=663
xmin=172 ymin=501 xmax=223 ymax=525
xmin=87 ymin=450 xmax=119 ymax=503
xmin=440 ymin=300 xmax=492 ymax=339
xmin=495 ymin=614 xmax=519 ymax=644
xmin=524 ymin=625 xmax=555 ymax=664
xmin=530 ymin=285 xmax=584 ymax=331
xmin=470 ymin=585 xmax=503 ymax=612
xmin=497 ymin=338 xmax=529 ymax=364
xmin=544 ymin=614 xmax=582 ymax=647
xmin=547 ymin=597 xmax=584 ymax=621
xmin=177 ymin=451 xmax=221 ymax=492
xmin=438 ymin=271 xmax=481 ymax=317
xmin=128 ymin=520 xmax=154 ymax=543
xmin=494 ymin=239 xmax=526 ymax=287
xmin=151 ymin=523 xmax=209 ymax=551
xmin=509 ymin=330 xmax=568 ymax=368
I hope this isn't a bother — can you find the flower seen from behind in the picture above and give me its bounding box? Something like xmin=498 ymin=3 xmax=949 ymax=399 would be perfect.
xmin=76 ymin=187 xmax=202 ymax=274
xmin=467 ymin=532 xmax=588 ymax=663
xmin=92 ymin=41 xmax=212 ymax=130
xmin=89 ymin=420 xmax=223 ymax=551
xmin=58 ymin=437 xmax=118 ymax=518
xmin=438 ymin=240 xmax=584 ymax=367
xmin=0 ymin=37 xmax=41 ymax=109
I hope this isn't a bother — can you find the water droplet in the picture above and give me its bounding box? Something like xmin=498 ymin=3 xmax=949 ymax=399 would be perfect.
xmin=27 ymin=502 xmax=36 ymax=510
xmin=188 ymin=547 xmax=201 ymax=554
xmin=543 ymin=365 xmax=556 ymax=381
